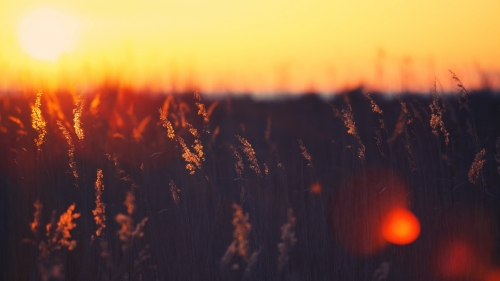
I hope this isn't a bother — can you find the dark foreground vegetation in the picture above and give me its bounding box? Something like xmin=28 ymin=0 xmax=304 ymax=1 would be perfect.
xmin=1 ymin=82 xmax=500 ymax=280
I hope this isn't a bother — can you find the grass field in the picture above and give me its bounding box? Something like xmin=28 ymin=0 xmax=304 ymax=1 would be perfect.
xmin=1 ymin=78 xmax=500 ymax=280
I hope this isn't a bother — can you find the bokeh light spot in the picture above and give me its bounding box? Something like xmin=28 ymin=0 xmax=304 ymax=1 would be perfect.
xmin=382 ymin=207 xmax=420 ymax=245
xmin=310 ymin=182 xmax=322 ymax=194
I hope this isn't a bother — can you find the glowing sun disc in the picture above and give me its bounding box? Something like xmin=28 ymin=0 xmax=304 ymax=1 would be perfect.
xmin=18 ymin=8 xmax=79 ymax=61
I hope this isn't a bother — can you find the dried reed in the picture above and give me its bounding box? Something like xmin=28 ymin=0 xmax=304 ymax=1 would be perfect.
xmin=73 ymin=93 xmax=84 ymax=141
xmin=221 ymin=204 xmax=252 ymax=268
xmin=339 ymin=97 xmax=365 ymax=162
xmin=30 ymin=199 xmax=43 ymax=236
xmin=469 ymin=149 xmax=486 ymax=185
xmin=31 ymin=90 xmax=47 ymax=151
xmin=298 ymin=139 xmax=314 ymax=168
xmin=92 ymin=169 xmax=106 ymax=237
xmin=57 ymin=121 xmax=78 ymax=181
xmin=237 ymin=135 xmax=261 ymax=176
xmin=429 ymin=80 xmax=450 ymax=145
xmin=449 ymin=70 xmax=470 ymax=111
xmin=177 ymin=136 xmax=204 ymax=174
xmin=159 ymin=108 xmax=175 ymax=139
xmin=194 ymin=92 xmax=210 ymax=132
xmin=39 ymin=203 xmax=81 ymax=267
xmin=169 ymin=180 xmax=181 ymax=206
xmin=231 ymin=145 xmax=244 ymax=177
xmin=277 ymin=208 xmax=297 ymax=272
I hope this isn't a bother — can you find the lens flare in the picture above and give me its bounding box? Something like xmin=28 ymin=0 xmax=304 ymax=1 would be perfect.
xmin=333 ymin=169 xmax=409 ymax=256
xmin=485 ymin=268 xmax=500 ymax=281
xmin=310 ymin=182 xmax=322 ymax=194
xmin=381 ymin=207 xmax=420 ymax=245
xmin=436 ymin=239 xmax=477 ymax=279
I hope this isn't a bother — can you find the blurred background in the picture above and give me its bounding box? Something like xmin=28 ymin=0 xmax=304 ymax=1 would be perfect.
xmin=0 ymin=0 xmax=499 ymax=95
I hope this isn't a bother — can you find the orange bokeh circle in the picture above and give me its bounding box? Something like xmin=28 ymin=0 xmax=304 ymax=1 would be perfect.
xmin=485 ymin=268 xmax=500 ymax=281
xmin=332 ymin=168 xmax=409 ymax=256
xmin=436 ymin=238 xmax=477 ymax=279
xmin=381 ymin=207 xmax=420 ymax=245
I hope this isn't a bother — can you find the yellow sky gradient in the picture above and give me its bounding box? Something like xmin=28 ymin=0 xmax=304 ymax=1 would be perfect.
xmin=0 ymin=0 xmax=499 ymax=94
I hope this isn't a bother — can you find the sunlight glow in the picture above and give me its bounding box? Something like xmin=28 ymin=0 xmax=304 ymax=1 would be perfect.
xmin=381 ymin=208 xmax=420 ymax=245
xmin=18 ymin=8 xmax=79 ymax=61
xmin=0 ymin=0 xmax=498 ymax=93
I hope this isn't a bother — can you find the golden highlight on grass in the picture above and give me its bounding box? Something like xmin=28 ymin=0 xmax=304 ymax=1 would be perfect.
xmin=469 ymin=148 xmax=486 ymax=185
xmin=194 ymin=91 xmax=210 ymax=132
xmin=92 ymin=169 xmax=106 ymax=237
xmin=45 ymin=92 xmax=66 ymax=121
xmin=188 ymin=123 xmax=205 ymax=162
xmin=429 ymin=81 xmax=450 ymax=145
xmin=178 ymin=101 xmax=189 ymax=128
xmin=177 ymin=136 xmax=204 ymax=174
xmin=159 ymin=108 xmax=175 ymax=139
xmin=41 ymin=203 xmax=81 ymax=257
xmin=73 ymin=93 xmax=84 ymax=142
xmin=207 ymin=100 xmax=220 ymax=118
xmin=8 ymin=115 xmax=25 ymax=129
xmin=339 ymin=97 xmax=365 ymax=162
xmin=57 ymin=121 xmax=78 ymax=181
xmin=237 ymin=135 xmax=261 ymax=176
xmin=221 ymin=203 xmax=252 ymax=268
xmin=31 ymin=90 xmax=47 ymax=151
xmin=364 ymin=92 xmax=387 ymax=157
xmin=298 ymin=139 xmax=313 ymax=168
xmin=232 ymin=203 xmax=251 ymax=260
xmin=54 ymin=204 xmax=80 ymax=250
xmin=30 ymin=199 xmax=43 ymax=236
xmin=187 ymin=123 xmax=200 ymax=138
xmin=277 ymin=208 xmax=297 ymax=272
xmin=115 ymin=214 xmax=133 ymax=248
xmin=125 ymin=190 xmax=136 ymax=215
xmin=399 ymin=98 xmax=410 ymax=117
xmin=363 ymin=92 xmax=383 ymax=114
xmin=194 ymin=140 xmax=205 ymax=159
xmin=0 ymin=117 xmax=7 ymax=134
xmin=161 ymin=95 xmax=173 ymax=117
xmin=133 ymin=115 xmax=152 ymax=143
xmin=37 ymin=204 xmax=79 ymax=281
xmin=89 ymin=92 xmax=101 ymax=116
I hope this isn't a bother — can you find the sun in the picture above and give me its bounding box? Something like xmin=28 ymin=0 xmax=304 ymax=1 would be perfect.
xmin=18 ymin=8 xmax=80 ymax=62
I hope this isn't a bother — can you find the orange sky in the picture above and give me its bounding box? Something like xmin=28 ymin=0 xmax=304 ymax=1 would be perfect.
xmin=0 ymin=0 xmax=499 ymax=94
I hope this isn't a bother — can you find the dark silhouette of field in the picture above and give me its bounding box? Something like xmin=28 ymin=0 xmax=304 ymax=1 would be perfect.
xmin=0 ymin=87 xmax=499 ymax=280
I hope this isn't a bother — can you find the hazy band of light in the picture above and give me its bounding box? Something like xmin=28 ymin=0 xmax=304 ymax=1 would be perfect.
xmin=0 ymin=0 xmax=499 ymax=94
